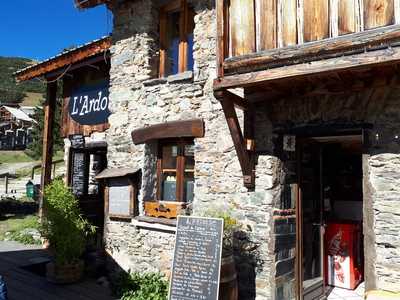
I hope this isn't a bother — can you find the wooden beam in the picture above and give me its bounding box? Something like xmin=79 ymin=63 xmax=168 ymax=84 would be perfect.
xmin=40 ymin=81 xmax=57 ymax=217
xmin=131 ymin=119 xmax=205 ymax=145
xmin=214 ymin=45 xmax=400 ymax=90
xmin=223 ymin=24 xmax=400 ymax=72
xmin=215 ymin=91 xmax=255 ymax=188
xmin=225 ymin=90 xmax=248 ymax=110
xmin=15 ymin=37 xmax=111 ymax=82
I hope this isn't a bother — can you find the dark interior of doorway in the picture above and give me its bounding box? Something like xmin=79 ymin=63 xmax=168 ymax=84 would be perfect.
xmin=300 ymin=135 xmax=364 ymax=299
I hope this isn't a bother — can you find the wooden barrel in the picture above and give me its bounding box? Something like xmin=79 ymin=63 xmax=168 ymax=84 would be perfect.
xmin=219 ymin=254 xmax=238 ymax=300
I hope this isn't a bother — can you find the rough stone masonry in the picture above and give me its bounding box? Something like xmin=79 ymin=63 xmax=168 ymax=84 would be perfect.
xmin=94 ymin=0 xmax=400 ymax=299
xmin=103 ymin=1 xmax=276 ymax=299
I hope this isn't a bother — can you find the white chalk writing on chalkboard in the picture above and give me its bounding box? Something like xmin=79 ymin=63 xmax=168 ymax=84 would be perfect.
xmin=169 ymin=216 xmax=224 ymax=300
xmin=72 ymin=152 xmax=86 ymax=196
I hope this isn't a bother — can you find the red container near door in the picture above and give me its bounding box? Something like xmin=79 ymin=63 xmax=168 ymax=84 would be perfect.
xmin=324 ymin=222 xmax=363 ymax=290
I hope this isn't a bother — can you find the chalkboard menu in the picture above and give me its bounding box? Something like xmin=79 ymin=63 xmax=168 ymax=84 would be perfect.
xmin=70 ymin=134 xmax=85 ymax=149
xmin=71 ymin=152 xmax=86 ymax=196
xmin=108 ymin=178 xmax=132 ymax=217
xmin=169 ymin=216 xmax=224 ymax=300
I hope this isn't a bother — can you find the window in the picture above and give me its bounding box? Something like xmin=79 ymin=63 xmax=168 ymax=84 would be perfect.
xmin=157 ymin=139 xmax=195 ymax=202
xmin=159 ymin=0 xmax=195 ymax=77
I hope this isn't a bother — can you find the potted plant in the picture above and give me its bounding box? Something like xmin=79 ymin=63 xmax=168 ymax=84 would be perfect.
xmin=41 ymin=179 xmax=96 ymax=284
xmin=204 ymin=209 xmax=239 ymax=300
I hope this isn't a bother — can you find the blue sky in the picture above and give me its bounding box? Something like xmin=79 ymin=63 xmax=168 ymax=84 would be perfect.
xmin=0 ymin=1 xmax=112 ymax=61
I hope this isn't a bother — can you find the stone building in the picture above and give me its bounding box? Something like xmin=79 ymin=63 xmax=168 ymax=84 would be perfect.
xmin=16 ymin=0 xmax=400 ymax=299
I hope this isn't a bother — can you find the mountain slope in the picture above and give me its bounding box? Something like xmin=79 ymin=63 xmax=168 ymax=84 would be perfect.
xmin=0 ymin=57 xmax=45 ymax=105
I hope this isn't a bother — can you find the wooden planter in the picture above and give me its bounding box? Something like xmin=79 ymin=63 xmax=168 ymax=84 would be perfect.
xmin=144 ymin=201 xmax=187 ymax=219
xmin=46 ymin=260 xmax=84 ymax=284
xmin=219 ymin=253 xmax=238 ymax=300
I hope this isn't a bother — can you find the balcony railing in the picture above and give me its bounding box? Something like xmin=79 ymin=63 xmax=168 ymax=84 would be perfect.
xmin=216 ymin=0 xmax=400 ymax=77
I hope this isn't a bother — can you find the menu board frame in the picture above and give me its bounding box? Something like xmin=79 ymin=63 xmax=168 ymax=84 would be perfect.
xmin=168 ymin=215 xmax=224 ymax=300
xmin=106 ymin=177 xmax=134 ymax=219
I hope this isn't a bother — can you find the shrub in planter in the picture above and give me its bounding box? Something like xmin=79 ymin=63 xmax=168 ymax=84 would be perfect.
xmin=41 ymin=179 xmax=96 ymax=283
xmin=113 ymin=272 xmax=168 ymax=300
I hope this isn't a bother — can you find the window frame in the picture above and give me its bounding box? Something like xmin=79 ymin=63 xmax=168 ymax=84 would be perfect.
xmin=156 ymin=138 xmax=194 ymax=202
xmin=159 ymin=0 xmax=193 ymax=77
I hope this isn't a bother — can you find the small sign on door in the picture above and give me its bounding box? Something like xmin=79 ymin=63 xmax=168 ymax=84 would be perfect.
xmin=283 ymin=135 xmax=296 ymax=152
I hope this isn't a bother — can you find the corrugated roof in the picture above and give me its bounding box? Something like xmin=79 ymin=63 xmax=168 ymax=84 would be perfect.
xmin=14 ymin=36 xmax=111 ymax=82
xmin=2 ymin=106 xmax=36 ymax=123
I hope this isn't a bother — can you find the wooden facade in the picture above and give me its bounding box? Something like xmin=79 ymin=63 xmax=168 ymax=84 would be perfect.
xmin=61 ymin=56 xmax=110 ymax=137
xmin=216 ymin=0 xmax=400 ymax=81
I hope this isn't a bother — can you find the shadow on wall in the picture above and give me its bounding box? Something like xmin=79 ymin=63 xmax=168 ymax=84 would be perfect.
xmin=233 ymin=230 xmax=262 ymax=300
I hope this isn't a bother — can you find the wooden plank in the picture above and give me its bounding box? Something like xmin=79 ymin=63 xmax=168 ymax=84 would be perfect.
xmin=278 ymin=0 xmax=298 ymax=47
xmin=303 ymin=0 xmax=329 ymax=42
xmin=217 ymin=0 xmax=225 ymax=77
xmin=131 ymin=119 xmax=204 ymax=145
xmin=338 ymin=0 xmax=357 ymax=35
xmin=214 ymin=45 xmax=400 ymax=90
xmin=330 ymin=0 xmax=339 ymax=38
xmin=395 ymin=0 xmax=400 ymax=24
xmin=223 ymin=24 xmax=400 ymax=71
xmin=15 ymin=37 xmax=111 ymax=82
xmin=230 ymin=0 xmax=256 ymax=56
xmin=159 ymin=8 xmax=167 ymax=77
xmin=256 ymin=0 xmax=277 ymax=50
xmin=364 ymin=0 xmax=394 ymax=29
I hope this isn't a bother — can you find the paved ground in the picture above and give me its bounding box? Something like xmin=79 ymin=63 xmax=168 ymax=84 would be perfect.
xmin=327 ymin=283 xmax=365 ymax=300
xmin=0 ymin=164 xmax=65 ymax=198
xmin=0 ymin=241 xmax=116 ymax=300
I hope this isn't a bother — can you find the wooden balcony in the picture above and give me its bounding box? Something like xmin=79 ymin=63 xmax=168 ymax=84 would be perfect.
xmin=215 ymin=0 xmax=400 ymax=90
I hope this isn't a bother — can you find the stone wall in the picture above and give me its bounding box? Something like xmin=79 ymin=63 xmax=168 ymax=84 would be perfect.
xmin=253 ymin=84 xmax=400 ymax=294
xmin=104 ymin=1 xmax=277 ymax=299
xmin=102 ymin=0 xmax=400 ymax=297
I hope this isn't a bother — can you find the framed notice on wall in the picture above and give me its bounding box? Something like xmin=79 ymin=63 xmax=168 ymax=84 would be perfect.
xmin=107 ymin=178 xmax=134 ymax=218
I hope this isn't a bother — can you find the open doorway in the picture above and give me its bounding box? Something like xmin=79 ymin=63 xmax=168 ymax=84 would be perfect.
xmin=298 ymin=135 xmax=364 ymax=300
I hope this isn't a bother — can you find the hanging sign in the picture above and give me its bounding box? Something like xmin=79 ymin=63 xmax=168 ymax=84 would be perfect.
xmin=69 ymin=134 xmax=85 ymax=149
xmin=68 ymin=82 xmax=110 ymax=125
xmin=169 ymin=216 xmax=224 ymax=300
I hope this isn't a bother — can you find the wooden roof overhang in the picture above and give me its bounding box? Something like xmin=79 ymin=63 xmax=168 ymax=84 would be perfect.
xmin=74 ymin=0 xmax=109 ymax=9
xmin=131 ymin=119 xmax=205 ymax=145
xmin=214 ymin=25 xmax=400 ymax=190
xmin=14 ymin=36 xmax=111 ymax=82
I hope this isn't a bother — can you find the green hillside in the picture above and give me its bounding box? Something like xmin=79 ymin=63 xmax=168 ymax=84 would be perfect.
xmin=0 ymin=56 xmax=45 ymax=105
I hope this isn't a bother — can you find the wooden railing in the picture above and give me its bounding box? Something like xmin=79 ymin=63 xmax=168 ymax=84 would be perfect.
xmin=217 ymin=0 xmax=400 ymax=76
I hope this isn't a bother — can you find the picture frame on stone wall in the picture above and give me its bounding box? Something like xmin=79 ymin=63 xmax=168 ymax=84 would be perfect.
xmin=95 ymin=168 xmax=141 ymax=220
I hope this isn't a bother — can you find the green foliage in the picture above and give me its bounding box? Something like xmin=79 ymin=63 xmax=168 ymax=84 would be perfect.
xmin=25 ymin=98 xmax=63 ymax=160
xmin=0 ymin=56 xmax=45 ymax=104
xmin=114 ymin=272 xmax=168 ymax=300
xmin=0 ymin=215 xmax=40 ymax=244
xmin=8 ymin=230 xmax=41 ymax=245
xmin=203 ymin=208 xmax=240 ymax=254
xmin=41 ymin=179 xmax=96 ymax=265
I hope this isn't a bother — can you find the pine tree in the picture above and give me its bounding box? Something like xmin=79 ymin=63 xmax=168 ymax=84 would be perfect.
xmin=25 ymin=84 xmax=63 ymax=160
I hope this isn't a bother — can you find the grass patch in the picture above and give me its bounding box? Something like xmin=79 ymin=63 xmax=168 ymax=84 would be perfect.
xmin=0 ymin=214 xmax=41 ymax=245
xmin=0 ymin=151 xmax=37 ymax=164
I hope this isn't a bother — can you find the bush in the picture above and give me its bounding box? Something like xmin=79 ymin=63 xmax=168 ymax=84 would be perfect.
xmin=114 ymin=272 xmax=168 ymax=300
xmin=41 ymin=179 xmax=96 ymax=265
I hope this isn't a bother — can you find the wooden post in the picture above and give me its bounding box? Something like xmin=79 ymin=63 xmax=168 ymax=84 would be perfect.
xmin=5 ymin=174 xmax=8 ymax=194
xmin=216 ymin=0 xmax=226 ymax=78
xmin=40 ymin=81 xmax=57 ymax=217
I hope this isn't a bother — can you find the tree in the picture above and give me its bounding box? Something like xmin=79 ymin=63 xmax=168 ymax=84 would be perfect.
xmin=25 ymin=83 xmax=64 ymax=160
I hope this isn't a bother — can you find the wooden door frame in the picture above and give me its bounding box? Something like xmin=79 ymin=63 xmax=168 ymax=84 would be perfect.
xmin=294 ymin=131 xmax=365 ymax=299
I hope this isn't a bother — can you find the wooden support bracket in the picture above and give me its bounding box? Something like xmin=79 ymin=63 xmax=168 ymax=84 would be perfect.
xmin=215 ymin=90 xmax=255 ymax=189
